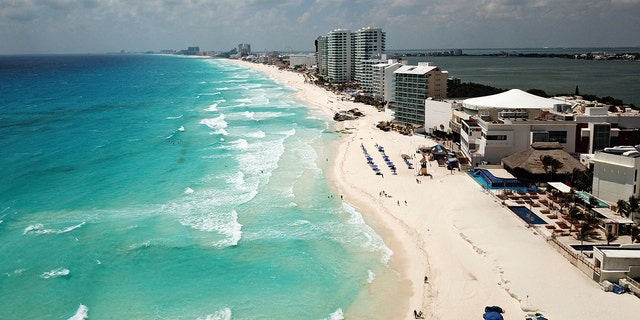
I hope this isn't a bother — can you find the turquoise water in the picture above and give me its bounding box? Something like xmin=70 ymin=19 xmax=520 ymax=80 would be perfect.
xmin=0 ymin=55 xmax=392 ymax=319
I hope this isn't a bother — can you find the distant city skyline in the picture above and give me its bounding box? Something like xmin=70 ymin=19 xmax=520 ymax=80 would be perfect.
xmin=0 ymin=0 xmax=639 ymax=54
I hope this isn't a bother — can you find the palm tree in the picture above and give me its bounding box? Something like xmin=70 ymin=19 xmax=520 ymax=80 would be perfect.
xmin=605 ymin=228 xmax=619 ymax=245
xmin=629 ymin=195 xmax=640 ymax=222
xmin=577 ymin=212 xmax=600 ymax=249
xmin=567 ymin=205 xmax=581 ymax=233
xmin=550 ymin=158 xmax=564 ymax=181
xmin=616 ymin=199 xmax=630 ymax=218
xmin=539 ymin=155 xmax=564 ymax=181
xmin=631 ymin=225 xmax=640 ymax=244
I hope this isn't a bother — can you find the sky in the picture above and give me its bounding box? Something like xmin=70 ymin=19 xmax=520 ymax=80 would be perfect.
xmin=1 ymin=0 xmax=639 ymax=54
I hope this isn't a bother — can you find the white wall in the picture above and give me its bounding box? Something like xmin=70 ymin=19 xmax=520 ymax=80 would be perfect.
xmin=424 ymin=100 xmax=453 ymax=132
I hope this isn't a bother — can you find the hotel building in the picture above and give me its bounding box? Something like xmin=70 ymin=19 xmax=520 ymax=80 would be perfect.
xmin=393 ymin=62 xmax=448 ymax=126
xmin=592 ymin=146 xmax=640 ymax=204
xmin=354 ymin=27 xmax=386 ymax=89
xmin=316 ymin=27 xmax=386 ymax=84
xmin=326 ymin=29 xmax=354 ymax=84
xmin=371 ymin=59 xmax=403 ymax=103
xmin=315 ymin=36 xmax=328 ymax=78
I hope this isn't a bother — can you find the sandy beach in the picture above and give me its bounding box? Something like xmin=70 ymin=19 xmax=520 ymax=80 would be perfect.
xmin=227 ymin=59 xmax=640 ymax=319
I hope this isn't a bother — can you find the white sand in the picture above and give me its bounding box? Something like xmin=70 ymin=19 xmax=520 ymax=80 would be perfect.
xmin=226 ymin=59 xmax=640 ymax=319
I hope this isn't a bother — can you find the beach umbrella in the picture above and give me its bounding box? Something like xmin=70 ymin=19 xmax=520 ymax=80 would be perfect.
xmin=366 ymin=156 xmax=373 ymax=161
xmin=401 ymin=154 xmax=410 ymax=160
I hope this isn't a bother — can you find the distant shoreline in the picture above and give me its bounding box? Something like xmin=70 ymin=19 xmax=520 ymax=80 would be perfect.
xmin=389 ymin=51 xmax=639 ymax=61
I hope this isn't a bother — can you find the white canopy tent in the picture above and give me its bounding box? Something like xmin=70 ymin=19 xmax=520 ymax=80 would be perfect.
xmin=462 ymin=89 xmax=563 ymax=110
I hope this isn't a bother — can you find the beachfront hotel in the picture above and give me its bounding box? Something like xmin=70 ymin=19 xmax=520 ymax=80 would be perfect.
xmin=392 ymin=62 xmax=448 ymax=126
xmin=371 ymin=59 xmax=403 ymax=103
xmin=326 ymin=29 xmax=354 ymax=83
xmin=592 ymin=146 xmax=640 ymax=204
xmin=354 ymin=27 xmax=386 ymax=90
xmin=316 ymin=27 xmax=386 ymax=84
xmin=315 ymin=36 xmax=328 ymax=78
xmin=452 ymin=89 xmax=576 ymax=165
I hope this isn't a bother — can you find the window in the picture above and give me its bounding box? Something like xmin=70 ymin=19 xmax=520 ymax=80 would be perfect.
xmin=486 ymin=135 xmax=507 ymax=141
xmin=548 ymin=131 xmax=567 ymax=144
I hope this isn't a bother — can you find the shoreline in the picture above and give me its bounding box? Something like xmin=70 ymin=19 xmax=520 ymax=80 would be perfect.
xmin=225 ymin=59 xmax=640 ymax=320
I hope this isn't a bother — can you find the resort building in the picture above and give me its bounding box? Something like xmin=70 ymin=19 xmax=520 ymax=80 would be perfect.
xmin=315 ymin=36 xmax=328 ymax=78
xmin=392 ymin=62 xmax=448 ymax=126
xmin=317 ymin=26 xmax=386 ymax=84
xmin=456 ymin=89 xmax=577 ymax=165
xmin=593 ymin=245 xmax=640 ymax=287
xmin=371 ymin=59 xmax=403 ymax=103
xmin=288 ymin=54 xmax=316 ymax=69
xmin=591 ymin=145 xmax=640 ymax=204
xmin=354 ymin=27 xmax=386 ymax=86
xmin=237 ymin=43 xmax=251 ymax=57
xmin=572 ymin=104 xmax=640 ymax=154
xmin=326 ymin=29 xmax=354 ymax=83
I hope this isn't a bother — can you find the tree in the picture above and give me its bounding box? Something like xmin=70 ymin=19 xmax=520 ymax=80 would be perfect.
xmin=539 ymin=155 xmax=563 ymax=181
xmin=606 ymin=228 xmax=619 ymax=246
xmin=628 ymin=195 xmax=640 ymax=222
xmin=567 ymin=205 xmax=581 ymax=233
xmin=616 ymin=199 xmax=630 ymax=218
xmin=575 ymin=85 xmax=580 ymax=96
xmin=577 ymin=212 xmax=600 ymax=249
xmin=631 ymin=225 xmax=640 ymax=244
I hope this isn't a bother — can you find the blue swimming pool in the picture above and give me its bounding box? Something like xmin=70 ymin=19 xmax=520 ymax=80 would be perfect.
xmin=575 ymin=191 xmax=610 ymax=208
xmin=469 ymin=169 xmax=537 ymax=192
xmin=509 ymin=206 xmax=547 ymax=224
xmin=570 ymin=244 xmax=620 ymax=251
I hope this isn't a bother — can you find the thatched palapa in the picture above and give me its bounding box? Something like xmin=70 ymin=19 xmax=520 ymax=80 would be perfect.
xmin=501 ymin=142 xmax=585 ymax=179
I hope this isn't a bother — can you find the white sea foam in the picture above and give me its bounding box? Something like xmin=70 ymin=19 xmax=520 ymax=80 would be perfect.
xmin=184 ymin=187 xmax=195 ymax=194
xmin=68 ymin=304 xmax=88 ymax=320
xmin=225 ymin=139 xmax=249 ymax=151
xmin=325 ymin=308 xmax=344 ymax=320
xmin=41 ymin=268 xmax=70 ymax=279
xmin=129 ymin=240 xmax=151 ymax=250
xmin=242 ymin=130 xmax=266 ymax=138
xmin=198 ymin=307 xmax=232 ymax=320
xmin=225 ymin=171 xmax=246 ymax=187
xmin=200 ymin=115 xmax=228 ymax=135
xmin=5 ymin=269 xmax=25 ymax=277
xmin=166 ymin=114 xmax=183 ymax=120
xmin=180 ymin=210 xmax=243 ymax=248
xmin=342 ymin=202 xmax=393 ymax=264
xmin=24 ymin=222 xmax=85 ymax=235
xmin=241 ymin=111 xmax=255 ymax=120
xmin=367 ymin=270 xmax=376 ymax=284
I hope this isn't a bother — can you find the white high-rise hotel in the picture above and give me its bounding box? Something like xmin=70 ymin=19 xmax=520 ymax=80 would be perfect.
xmin=316 ymin=27 xmax=385 ymax=84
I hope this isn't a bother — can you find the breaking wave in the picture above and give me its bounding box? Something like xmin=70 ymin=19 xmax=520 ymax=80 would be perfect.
xmin=41 ymin=268 xmax=70 ymax=279
xmin=68 ymin=304 xmax=88 ymax=320
xmin=23 ymin=222 xmax=85 ymax=235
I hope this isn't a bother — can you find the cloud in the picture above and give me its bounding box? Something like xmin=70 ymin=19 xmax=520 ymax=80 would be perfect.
xmin=0 ymin=0 xmax=638 ymax=54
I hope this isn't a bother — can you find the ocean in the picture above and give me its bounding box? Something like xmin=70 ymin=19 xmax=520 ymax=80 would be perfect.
xmin=400 ymin=47 xmax=640 ymax=106
xmin=0 ymin=55 xmax=393 ymax=319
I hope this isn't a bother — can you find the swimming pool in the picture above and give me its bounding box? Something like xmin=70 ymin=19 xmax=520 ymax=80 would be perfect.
xmin=469 ymin=169 xmax=537 ymax=192
xmin=575 ymin=191 xmax=610 ymax=208
xmin=509 ymin=206 xmax=547 ymax=224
